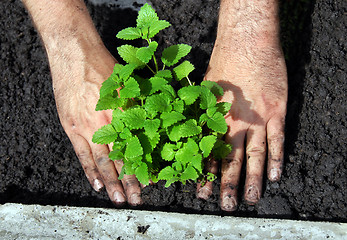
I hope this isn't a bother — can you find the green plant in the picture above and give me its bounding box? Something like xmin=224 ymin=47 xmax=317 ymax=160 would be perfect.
xmin=92 ymin=3 xmax=232 ymax=187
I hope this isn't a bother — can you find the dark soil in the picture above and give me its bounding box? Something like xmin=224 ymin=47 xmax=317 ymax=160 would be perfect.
xmin=0 ymin=0 xmax=346 ymax=222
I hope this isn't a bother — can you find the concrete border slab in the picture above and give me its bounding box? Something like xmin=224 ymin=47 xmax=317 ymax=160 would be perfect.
xmin=0 ymin=203 xmax=346 ymax=239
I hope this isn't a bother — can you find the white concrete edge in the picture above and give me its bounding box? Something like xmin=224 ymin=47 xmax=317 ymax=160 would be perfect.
xmin=0 ymin=203 xmax=346 ymax=240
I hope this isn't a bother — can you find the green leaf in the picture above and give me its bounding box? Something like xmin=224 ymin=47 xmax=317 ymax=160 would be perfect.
xmin=175 ymin=138 xmax=199 ymax=165
xmin=177 ymin=85 xmax=201 ymax=105
xmin=158 ymin=166 xmax=176 ymax=180
xmin=95 ymin=94 xmax=119 ymax=111
xmin=212 ymin=140 xmax=232 ymax=160
xmin=180 ymin=119 xmax=202 ymax=138
xmin=136 ymin=3 xmax=158 ymax=29
xmin=207 ymin=112 xmax=228 ymax=134
xmin=160 ymin=111 xmax=186 ymax=128
xmin=135 ymin=162 xmax=150 ymax=185
xmin=161 ymin=143 xmax=177 ymax=161
xmin=116 ymin=27 xmax=142 ymax=40
xmin=92 ymin=124 xmax=118 ymax=144
xmin=138 ymin=133 xmax=154 ymax=155
xmin=136 ymin=41 xmax=158 ymax=64
xmin=121 ymin=108 xmax=146 ymax=130
xmin=199 ymin=113 xmax=209 ymax=124
xmin=109 ymin=148 xmax=124 ymax=161
xmin=161 ymin=44 xmax=192 ymax=67
xmin=207 ymin=172 xmax=217 ymax=182
xmin=117 ymin=45 xmax=145 ymax=68
xmin=172 ymin=99 xmax=184 ymax=113
xmin=119 ymin=77 xmax=141 ymax=98
xmin=201 ymin=81 xmax=224 ymax=97
xmin=111 ymin=109 xmax=125 ymax=132
xmin=173 ymin=60 xmax=195 ymax=81
xmin=200 ymin=86 xmax=217 ymax=109
xmin=206 ymin=107 xmax=218 ymax=117
xmin=165 ymin=178 xmax=179 ymax=188
xmin=191 ymin=154 xmax=203 ymax=173
xmin=148 ymin=77 xmax=168 ymax=95
xmin=119 ymin=63 xmax=137 ymax=81
xmin=144 ymin=119 xmax=160 ymax=139
xmin=125 ymin=136 xmax=143 ymax=159
xmin=180 ymin=165 xmax=199 ymax=181
xmin=167 ymin=124 xmax=182 ymax=142
xmin=155 ymin=70 xmax=172 ymax=80
xmin=148 ymin=20 xmax=171 ymax=38
xmin=148 ymin=131 xmax=160 ymax=149
xmin=99 ymin=74 xmax=119 ymax=98
xmin=199 ymin=135 xmax=217 ymax=158
xmin=119 ymin=127 xmax=132 ymax=139
xmin=216 ymin=102 xmax=232 ymax=115
xmin=160 ymin=85 xmax=176 ymax=100
xmin=144 ymin=93 xmax=172 ymax=113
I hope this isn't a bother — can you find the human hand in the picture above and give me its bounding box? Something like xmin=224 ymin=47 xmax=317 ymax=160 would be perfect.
xmin=22 ymin=0 xmax=143 ymax=206
xmin=197 ymin=0 xmax=287 ymax=211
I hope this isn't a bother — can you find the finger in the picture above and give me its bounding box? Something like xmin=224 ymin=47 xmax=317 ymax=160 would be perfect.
xmin=244 ymin=125 xmax=266 ymax=205
xmin=90 ymin=142 xmax=126 ymax=205
xmin=220 ymin=126 xmax=246 ymax=211
xmin=69 ymin=133 xmax=104 ymax=192
xmin=113 ymin=159 xmax=142 ymax=206
xmin=196 ymin=158 xmax=218 ymax=200
xmin=267 ymin=116 xmax=285 ymax=182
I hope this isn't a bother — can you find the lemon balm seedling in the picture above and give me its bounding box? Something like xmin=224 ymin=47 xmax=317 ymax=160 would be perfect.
xmin=92 ymin=4 xmax=232 ymax=187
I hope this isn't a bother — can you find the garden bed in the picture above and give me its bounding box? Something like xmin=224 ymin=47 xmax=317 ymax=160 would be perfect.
xmin=0 ymin=0 xmax=346 ymax=222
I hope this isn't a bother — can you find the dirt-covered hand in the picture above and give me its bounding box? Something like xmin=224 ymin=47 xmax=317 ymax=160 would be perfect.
xmin=22 ymin=0 xmax=142 ymax=206
xmin=197 ymin=0 xmax=287 ymax=211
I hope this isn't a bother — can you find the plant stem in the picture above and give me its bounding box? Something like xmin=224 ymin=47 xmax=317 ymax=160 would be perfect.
xmin=146 ymin=64 xmax=155 ymax=74
xmin=186 ymin=76 xmax=193 ymax=86
xmin=153 ymin=54 xmax=159 ymax=73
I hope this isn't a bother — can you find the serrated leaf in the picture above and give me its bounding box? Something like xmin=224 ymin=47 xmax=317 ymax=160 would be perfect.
xmin=117 ymin=44 xmax=145 ymax=67
xmin=180 ymin=165 xmax=199 ymax=181
xmin=180 ymin=119 xmax=202 ymax=138
xmin=119 ymin=63 xmax=137 ymax=81
xmin=173 ymin=60 xmax=195 ymax=81
xmin=200 ymin=86 xmax=217 ymax=109
xmin=191 ymin=154 xmax=203 ymax=173
xmin=155 ymin=70 xmax=172 ymax=80
xmin=135 ymin=162 xmax=149 ymax=185
xmin=111 ymin=109 xmax=125 ymax=132
xmin=136 ymin=3 xmax=158 ymax=29
xmin=95 ymin=94 xmax=119 ymax=111
xmin=138 ymin=133 xmax=153 ymax=155
xmin=161 ymin=143 xmax=177 ymax=161
xmin=167 ymin=124 xmax=182 ymax=142
xmin=206 ymin=107 xmax=218 ymax=117
xmin=160 ymin=85 xmax=176 ymax=100
xmin=119 ymin=127 xmax=132 ymax=139
xmin=161 ymin=44 xmax=192 ymax=67
xmin=119 ymin=77 xmax=141 ymax=98
xmin=116 ymin=27 xmax=142 ymax=40
xmin=175 ymin=138 xmax=199 ymax=165
xmin=136 ymin=41 xmax=158 ymax=64
xmin=92 ymin=124 xmax=118 ymax=144
xmin=109 ymin=148 xmax=124 ymax=161
xmin=148 ymin=131 xmax=160 ymax=149
xmin=113 ymin=64 xmax=124 ymax=75
xmin=212 ymin=140 xmax=232 ymax=160
xmin=207 ymin=112 xmax=228 ymax=134
xmin=201 ymin=81 xmax=224 ymax=97
xmin=144 ymin=93 xmax=172 ymax=113
xmin=172 ymin=99 xmax=184 ymax=113
xmin=165 ymin=178 xmax=179 ymax=187
xmin=100 ymin=74 xmax=119 ymax=98
xmin=199 ymin=135 xmax=217 ymax=158
xmin=148 ymin=77 xmax=168 ymax=95
xmin=144 ymin=119 xmax=160 ymax=139
xmin=216 ymin=102 xmax=232 ymax=115
xmin=121 ymin=108 xmax=146 ymax=130
xmin=199 ymin=113 xmax=209 ymax=124
xmin=158 ymin=166 xmax=176 ymax=180
xmin=177 ymin=85 xmax=201 ymax=105
xmin=160 ymin=111 xmax=186 ymax=128
xmin=148 ymin=20 xmax=170 ymax=38
xmin=125 ymin=136 xmax=143 ymax=159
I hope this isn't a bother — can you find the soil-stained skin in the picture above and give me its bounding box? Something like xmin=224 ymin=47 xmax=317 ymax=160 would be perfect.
xmin=0 ymin=0 xmax=346 ymax=222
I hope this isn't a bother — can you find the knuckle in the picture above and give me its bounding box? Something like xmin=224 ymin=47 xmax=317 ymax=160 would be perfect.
xmin=246 ymin=145 xmax=266 ymax=157
xmin=123 ymin=177 xmax=139 ymax=188
xmin=268 ymin=134 xmax=285 ymax=145
xmin=95 ymin=155 xmax=110 ymax=166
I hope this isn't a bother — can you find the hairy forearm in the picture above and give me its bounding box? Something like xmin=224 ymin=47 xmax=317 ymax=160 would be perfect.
xmin=217 ymin=0 xmax=280 ymax=48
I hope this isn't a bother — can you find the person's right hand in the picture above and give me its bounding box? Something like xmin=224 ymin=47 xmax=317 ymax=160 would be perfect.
xmin=22 ymin=0 xmax=143 ymax=206
xmin=48 ymin=39 xmax=143 ymax=206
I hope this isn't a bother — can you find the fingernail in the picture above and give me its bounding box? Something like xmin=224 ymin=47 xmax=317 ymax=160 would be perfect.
xmin=197 ymin=188 xmax=212 ymax=200
xmin=93 ymin=179 xmax=104 ymax=192
xmin=245 ymin=185 xmax=259 ymax=204
xmin=129 ymin=193 xmax=142 ymax=206
xmin=113 ymin=191 xmax=126 ymax=204
xmin=221 ymin=195 xmax=237 ymax=211
xmin=269 ymin=168 xmax=281 ymax=181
